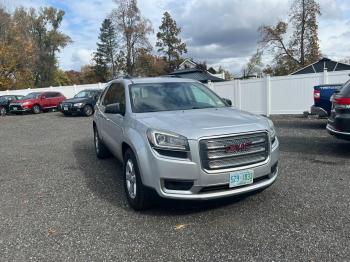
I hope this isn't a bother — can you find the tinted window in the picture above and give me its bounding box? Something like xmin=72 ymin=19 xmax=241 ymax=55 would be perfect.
xmin=23 ymin=92 xmax=41 ymax=99
xmin=339 ymin=80 xmax=350 ymax=97
xmin=44 ymin=92 xmax=53 ymax=98
xmin=102 ymin=83 xmax=125 ymax=112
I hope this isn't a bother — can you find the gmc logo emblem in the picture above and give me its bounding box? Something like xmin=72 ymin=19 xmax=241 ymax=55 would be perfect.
xmin=225 ymin=142 xmax=252 ymax=153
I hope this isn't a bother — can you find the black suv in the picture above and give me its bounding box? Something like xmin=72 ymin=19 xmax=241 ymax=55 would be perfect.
xmin=60 ymin=89 xmax=102 ymax=116
xmin=327 ymin=79 xmax=350 ymax=140
xmin=0 ymin=95 xmax=24 ymax=116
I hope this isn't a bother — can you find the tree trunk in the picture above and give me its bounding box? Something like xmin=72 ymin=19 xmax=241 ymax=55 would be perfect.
xmin=300 ymin=0 xmax=306 ymax=66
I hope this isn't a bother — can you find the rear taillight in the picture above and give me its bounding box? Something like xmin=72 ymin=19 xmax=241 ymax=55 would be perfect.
xmin=314 ymin=90 xmax=320 ymax=100
xmin=334 ymin=97 xmax=350 ymax=109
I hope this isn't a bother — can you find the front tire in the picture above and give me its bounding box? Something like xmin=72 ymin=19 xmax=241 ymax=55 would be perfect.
xmin=83 ymin=104 xmax=93 ymax=117
xmin=123 ymin=149 xmax=152 ymax=210
xmin=94 ymin=127 xmax=111 ymax=159
xmin=32 ymin=104 xmax=41 ymax=114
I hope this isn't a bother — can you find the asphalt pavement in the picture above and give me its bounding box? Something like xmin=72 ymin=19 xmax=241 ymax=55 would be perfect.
xmin=1 ymin=113 xmax=350 ymax=261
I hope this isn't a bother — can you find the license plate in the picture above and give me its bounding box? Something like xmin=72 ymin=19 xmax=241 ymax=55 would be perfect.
xmin=13 ymin=107 xmax=17 ymax=110
xmin=64 ymin=107 xmax=68 ymax=111
xmin=229 ymin=170 xmax=254 ymax=188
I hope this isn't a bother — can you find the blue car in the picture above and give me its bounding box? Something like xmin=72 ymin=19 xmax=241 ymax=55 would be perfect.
xmin=311 ymin=84 xmax=343 ymax=117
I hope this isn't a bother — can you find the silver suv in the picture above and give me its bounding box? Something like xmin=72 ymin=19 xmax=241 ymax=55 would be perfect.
xmin=93 ymin=77 xmax=279 ymax=210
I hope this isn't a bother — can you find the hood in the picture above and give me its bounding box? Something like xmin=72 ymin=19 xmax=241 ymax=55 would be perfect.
xmin=63 ymin=97 xmax=89 ymax=103
xmin=136 ymin=107 xmax=269 ymax=139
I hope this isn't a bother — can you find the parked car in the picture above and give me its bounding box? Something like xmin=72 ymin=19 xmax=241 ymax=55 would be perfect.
xmin=311 ymin=84 xmax=343 ymax=117
xmin=9 ymin=91 xmax=66 ymax=114
xmin=0 ymin=95 xmax=24 ymax=115
xmin=327 ymin=79 xmax=350 ymax=140
xmin=60 ymin=89 xmax=102 ymax=116
xmin=93 ymin=77 xmax=279 ymax=210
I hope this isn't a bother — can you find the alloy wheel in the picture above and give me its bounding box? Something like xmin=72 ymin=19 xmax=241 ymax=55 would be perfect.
xmin=125 ymin=159 xmax=137 ymax=199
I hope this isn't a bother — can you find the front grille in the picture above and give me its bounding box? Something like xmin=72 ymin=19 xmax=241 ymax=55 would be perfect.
xmin=10 ymin=104 xmax=23 ymax=110
xmin=199 ymin=132 xmax=269 ymax=171
xmin=61 ymin=103 xmax=72 ymax=108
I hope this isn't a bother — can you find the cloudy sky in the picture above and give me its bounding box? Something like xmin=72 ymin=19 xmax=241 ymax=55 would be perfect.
xmin=7 ymin=0 xmax=350 ymax=74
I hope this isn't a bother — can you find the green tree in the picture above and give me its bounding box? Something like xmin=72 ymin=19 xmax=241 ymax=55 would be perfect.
xmin=26 ymin=7 xmax=71 ymax=87
xmin=156 ymin=11 xmax=187 ymax=72
xmin=93 ymin=18 xmax=119 ymax=81
xmin=134 ymin=48 xmax=167 ymax=77
xmin=111 ymin=0 xmax=153 ymax=75
xmin=0 ymin=6 xmax=71 ymax=89
xmin=259 ymin=0 xmax=321 ymax=75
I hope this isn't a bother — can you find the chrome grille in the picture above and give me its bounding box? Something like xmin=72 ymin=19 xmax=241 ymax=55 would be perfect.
xmin=199 ymin=132 xmax=269 ymax=171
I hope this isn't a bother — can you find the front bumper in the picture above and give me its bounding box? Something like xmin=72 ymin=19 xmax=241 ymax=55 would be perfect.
xmin=60 ymin=105 xmax=84 ymax=114
xmin=137 ymin=136 xmax=280 ymax=200
xmin=9 ymin=105 xmax=31 ymax=113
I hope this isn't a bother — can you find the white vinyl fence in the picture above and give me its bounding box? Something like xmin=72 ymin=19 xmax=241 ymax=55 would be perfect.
xmin=1 ymin=69 xmax=350 ymax=115
xmin=0 ymin=83 xmax=106 ymax=99
xmin=209 ymin=69 xmax=350 ymax=115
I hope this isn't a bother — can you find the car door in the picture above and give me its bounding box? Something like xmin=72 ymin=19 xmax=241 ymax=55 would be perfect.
xmin=98 ymin=82 xmax=125 ymax=159
xmin=40 ymin=93 xmax=51 ymax=108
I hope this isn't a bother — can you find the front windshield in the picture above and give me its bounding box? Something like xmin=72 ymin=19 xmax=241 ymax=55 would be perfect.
xmin=75 ymin=90 xmax=94 ymax=98
xmin=23 ymin=92 xmax=41 ymax=99
xmin=129 ymin=82 xmax=226 ymax=113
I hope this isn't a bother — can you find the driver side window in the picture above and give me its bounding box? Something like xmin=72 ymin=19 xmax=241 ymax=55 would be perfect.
xmin=102 ymin=82 xmax=126 ymax=113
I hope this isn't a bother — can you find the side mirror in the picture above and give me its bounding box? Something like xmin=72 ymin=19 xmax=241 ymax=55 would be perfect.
xmin=105 ymin=103 xmax=122 ymax=114
xmin=223 ymin=98 xmax=232 ymax=106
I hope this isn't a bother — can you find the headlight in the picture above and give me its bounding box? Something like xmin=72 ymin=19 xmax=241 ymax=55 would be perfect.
xmin=147 ymin=129 xmax=189 ymax=151
xmin=73 ymin=103 xmax=84 ymax=107
xmin=267 ymin=119 xmax=276 ymax=143
xmin=21 ymin=102 xmax=30 ymax=106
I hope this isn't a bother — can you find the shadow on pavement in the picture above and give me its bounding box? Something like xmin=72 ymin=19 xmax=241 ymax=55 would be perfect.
xmin=279 ymin=135 xmax=350 ymax=159
xmin=275 ymin=119 xmax=327 ymax=130
xmin=72 ymin=138 xmax=252 ymax=215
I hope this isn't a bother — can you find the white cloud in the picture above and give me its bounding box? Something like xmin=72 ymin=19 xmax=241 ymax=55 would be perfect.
xmin=8 ymin=0 xmax=350 ymax=74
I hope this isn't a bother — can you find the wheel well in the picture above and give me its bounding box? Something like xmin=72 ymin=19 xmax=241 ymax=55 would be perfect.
xmin=122 ymin=142 xmax=132 ymax=158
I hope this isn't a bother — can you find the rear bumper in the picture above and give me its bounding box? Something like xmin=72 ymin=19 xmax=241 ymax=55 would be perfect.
xmin=327 ymin=124 xmax=350 ymax=140
xmin=310 ymin=105 xmax=328 ymax=117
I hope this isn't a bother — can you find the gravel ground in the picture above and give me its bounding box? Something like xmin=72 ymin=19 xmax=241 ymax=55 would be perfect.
xmin=0 ymin=112 xmax=350 ymax=261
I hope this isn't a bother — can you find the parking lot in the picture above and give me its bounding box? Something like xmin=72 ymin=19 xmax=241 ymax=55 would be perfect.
xmin=1 ymin=113 xmax=350 ymax=261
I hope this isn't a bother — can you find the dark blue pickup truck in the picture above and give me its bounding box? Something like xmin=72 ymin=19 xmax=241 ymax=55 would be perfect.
xmin=311 ymin=84 xmax=343 ymax=117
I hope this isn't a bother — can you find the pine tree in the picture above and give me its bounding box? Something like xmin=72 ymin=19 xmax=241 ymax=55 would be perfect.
xmin=93 ymin=18 xmax=118 ymax=81
xmin=156 ymin=11 xmax=187 ymax=72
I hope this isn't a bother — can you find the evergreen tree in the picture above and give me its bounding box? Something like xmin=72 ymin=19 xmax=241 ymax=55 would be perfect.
xmin=93 ymin=18 xmax=118 ymax=81
xmin=156 ymin=11 xmax=187 ymax=72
